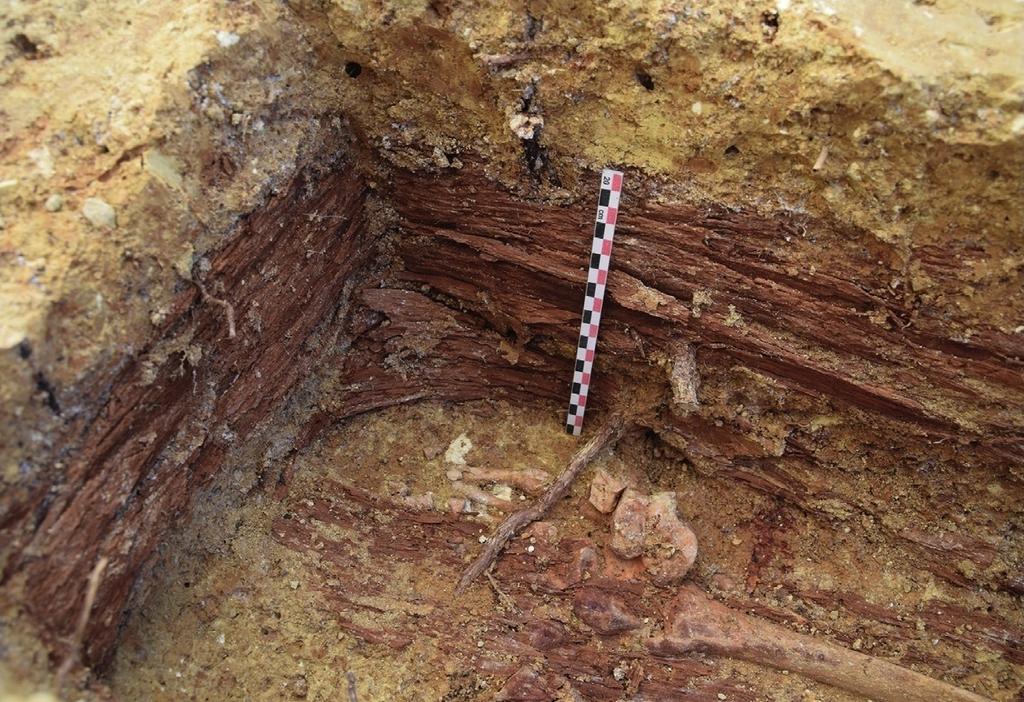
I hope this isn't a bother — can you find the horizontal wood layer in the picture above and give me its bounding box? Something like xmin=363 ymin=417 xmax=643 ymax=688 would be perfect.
xmin=3 ymin=160 xmax=1021 ymax=683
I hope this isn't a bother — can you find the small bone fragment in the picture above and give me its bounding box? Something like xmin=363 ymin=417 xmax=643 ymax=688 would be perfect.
xmin=541 ymin=544 xmax=600 ymax=592
xmin=601 ymin=547 xmax=647 ymax=581
xmin=524 ymin=619 xmax=569 ymax=651
xmin=610 ymin=489 xmax=698 ymax=584
xmin=462 ymin=465 xmax=551 ymax=495
xmin=490 ymin=484 xmax=513 ymax=501
xmin=448 ymin=497 xmax=470 ymax=514
xmin=455 ymin=416 xmax=626 ymax=593
xmin=812 ymin=144 xmax=830 ymax=171
xmin=480 ymin=52 xmax=531 ymax=69
xmin=523 ymin=521 xmax=559 ymax=544
xmin=445 ymin=433 xmax=473 ymax=465
xmin=398 ymin=493 xmax=435 ymax=511
xmin=588 ymin=467 xmax=627 ymax=513
xmin=642 ymin=492 xmax=698 ymax=585
xmin=452 ymin=481 xmax=511 ymax=510
xmin=610 ymin=489 xmax=649 ymax=558
xmin=654 ymin=586 xmax=989 ymax=702
xmin=573 ymin=588 xmax=641 ymax=635
xmin=496 ymin=664 xmax=562 ymax=701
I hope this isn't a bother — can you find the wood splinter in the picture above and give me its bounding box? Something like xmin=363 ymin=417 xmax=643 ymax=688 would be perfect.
xmin=455 ymin=415 xmax=626 ymax=594
xmin=654 ymin=586 xmax=991 ymax=702
xmin=56 ymin=555 xmax=109 ymax=689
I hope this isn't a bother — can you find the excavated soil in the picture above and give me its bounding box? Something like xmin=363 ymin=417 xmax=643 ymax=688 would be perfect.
xmin=1 ymin=0 xmax=1023 ymax=700
xmin=103 ymin=400 xmax=1019 ymax=701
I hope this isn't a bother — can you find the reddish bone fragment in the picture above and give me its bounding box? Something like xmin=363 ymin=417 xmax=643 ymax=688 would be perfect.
xmin=455 ymin=416 xmax=626 ymax=594
xmin=572 ymin=588 xmax=641 ymax=635
xmin=588 ymin=467 xmax=628 ymax=513
xmin=610 ymin=489 xmax=648 ymax=558
xmin=452 ymin=481 xmax=512 ymax=510
xmin=654 ymin=586 xmax=991 ymax=702
xmin=462 ymin=466 xmax=552 ymax=495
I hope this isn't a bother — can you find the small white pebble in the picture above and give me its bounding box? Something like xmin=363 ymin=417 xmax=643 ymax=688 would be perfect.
xmin=217 ymin=632 xmax=225 ymax=645
xmin=44 ymin=194 xmax=63 ymax=212
xmin=215 ymin=30 xmax=240 ymax=47
xmin=691 ymin=101 xmax=704 ymax=116
xmin=491 ymin=484 xmax=513 ymax=501
xmin=509 ymin=113 xmax=544 ymax=140
xmin=717 ymin=694 xmax=726 ymax=700
xmin=82 ymin=197 xmax=116 ymax=228
xmin=476 ymin=640 xmax=484 ymax=648
xmin=289 ymin=580 xmax=299 ymax=589
xmin=526 ymin=545 xmax=535 ymax=553
xmin=445 ymin=433 xmax=473 ymax=465
xmin=478 ymin=535 xmax=488 ymax=544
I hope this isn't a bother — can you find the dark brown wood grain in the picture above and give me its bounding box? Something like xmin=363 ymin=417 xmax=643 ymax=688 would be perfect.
xmin=2 ymin=157 xmax=377 ymax=668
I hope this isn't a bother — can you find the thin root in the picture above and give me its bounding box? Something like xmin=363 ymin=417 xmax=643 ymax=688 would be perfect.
xmin=195 ymin=280 xmax=237 ymax=339
xmin=455 ymin=415 xmax=626 ymax=594
xmin=486 ymin=570 xmax=519 ymax=613
xmin=56 ymin=555 xmax=109 ymax=690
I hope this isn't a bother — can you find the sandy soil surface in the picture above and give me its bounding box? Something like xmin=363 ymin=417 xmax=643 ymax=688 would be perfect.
xmin=106 ymin=400 xmax=1019 ymax=701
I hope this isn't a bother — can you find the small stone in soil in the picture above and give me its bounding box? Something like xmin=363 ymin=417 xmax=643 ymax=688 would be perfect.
xmin=44 ymin=194 xmax=63 ymax=212
xmin=82 ymin=197 xmax=117 ymax=228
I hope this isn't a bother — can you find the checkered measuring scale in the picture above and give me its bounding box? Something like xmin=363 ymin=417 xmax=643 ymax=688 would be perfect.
xmin=565 ymin=169 xmax=623 ymax=435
